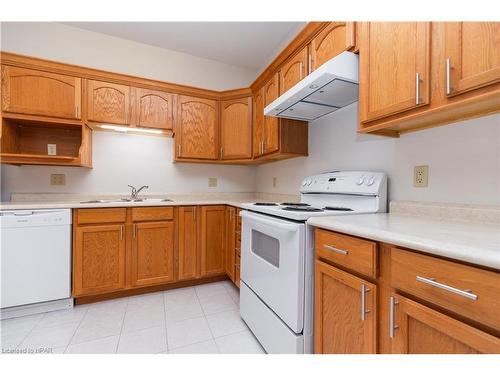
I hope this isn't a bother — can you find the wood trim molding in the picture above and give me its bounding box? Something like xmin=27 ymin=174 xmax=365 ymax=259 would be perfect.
xmin=250 ymin=22 xmax=329 ymax=91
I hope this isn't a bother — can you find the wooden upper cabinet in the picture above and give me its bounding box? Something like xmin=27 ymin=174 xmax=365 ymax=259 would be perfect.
xmin=315 ymin=260 xmax=377 ymax=354
xmin=253 ymin=88 xmax=265 ymax=158
xmin=359 ymin=22 xmax=431 ymax=123
xmin=220 ymin=97 xmax=252 ymax=160
xmin=176 ymin=95 xmax=218 ymax=160
xmin=73 ymin=224 xmax=126 ymax=297
xmin=1 ymin=66 xmax=81 ymax=120
xmin=391 ymin=294 xmax=500 ymax=354
xmin=444 ymin=22 xmax=500 ymax=97
xmin=130 ymin=221 xmax=175 ymax=287
xmin=199 ymin=205 xmax=226 ymax=277
xmin=263 ymin=73 xmax=280 ymax=155
xmin=134 ymin=88 xmax=174 ymax=130
xmin=87 ymin=80 xmax=130 ymax=125
xmin=177 ymin=206 xmax=199 ymax=281
xmin=279 ymin=46 xmax=309 ymax=95
xmin=310 ymin=22 xmax=356 ymax=72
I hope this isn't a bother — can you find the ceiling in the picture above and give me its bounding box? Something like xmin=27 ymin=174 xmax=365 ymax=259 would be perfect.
xmin=62 ymin=22 xmax=306 ymax=71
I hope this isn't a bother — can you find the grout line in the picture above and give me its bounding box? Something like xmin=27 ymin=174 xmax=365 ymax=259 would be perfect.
xmin=162 ymin=290 xmax=169 ymax=353
xmin=14 ymin=313 xmax=47 ymax=350
xmin=63 ymin=306 xmax=89 ymax=353
xmin=114 ymin=296 xmax=129 ymax=354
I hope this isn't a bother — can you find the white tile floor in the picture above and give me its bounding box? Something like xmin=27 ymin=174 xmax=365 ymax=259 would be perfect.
xmin=0 ymin=281 xmax=265 ymax=354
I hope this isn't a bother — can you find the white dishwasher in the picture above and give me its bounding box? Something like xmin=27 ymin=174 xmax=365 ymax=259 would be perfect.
xmin=1 ymin=209 xmax=73 ymax=319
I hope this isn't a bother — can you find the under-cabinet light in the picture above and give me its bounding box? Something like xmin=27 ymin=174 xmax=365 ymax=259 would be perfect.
xmin=99 ymin=124 xmax=163 ymax=135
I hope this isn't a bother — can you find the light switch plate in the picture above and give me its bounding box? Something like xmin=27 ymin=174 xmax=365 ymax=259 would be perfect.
xmin=50 ymin=174 xmax=66 ymax=186
xmin=414 ymin=165 xmax=428 ymax=187
xmin=208 ymin=177 xmax=218 ymax=187
xmin=47 ymin=144 xmax=57 ymax=156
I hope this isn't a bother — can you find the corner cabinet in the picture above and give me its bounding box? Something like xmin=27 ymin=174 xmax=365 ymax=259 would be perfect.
xmin=1 ymin=65 xmax=82 ymax=120
xmin=177 ymin=206 xmax=199 ymax=281
xmin=199 ymin=205 xmax=226 ymax=277
xmin=175 ymin=95 xmax=218 ymax=161
xmin=220 ymin=97 xmax=252 ymax=160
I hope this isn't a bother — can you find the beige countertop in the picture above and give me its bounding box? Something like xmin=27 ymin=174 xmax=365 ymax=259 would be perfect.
xmin=307 ymin=213 xmax=500 ymax=270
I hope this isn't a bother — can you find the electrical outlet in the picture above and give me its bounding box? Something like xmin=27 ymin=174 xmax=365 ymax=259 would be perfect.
xmin=47 ymin=144 xmax=57 ymax=156
xmin=414 ymin=165 xmax=428 ymax=187
xmin=50 ymin=174 xmax=66 ymax=186
xmin=272 ymin=177 xmax=277 ymax=188
xmin=208 ymin=177 xmax=218 ymax=187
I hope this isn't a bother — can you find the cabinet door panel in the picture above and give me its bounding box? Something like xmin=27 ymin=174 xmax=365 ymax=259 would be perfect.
xmin=176 ymin=96 xmax=218 ymax=160
xmin=135 ymin=88 xmax=173 ymax=130
xmin=253 ymin=88 xmax=265 ymax=158
xmin=200 ymin=205 xmax=226 ymax=277
xmin=279 ymin=46 xmax=308 ymax=94
xmin=310 ymin=22 xmax=356 ymax=71
xmin=178 ymin=206 xmax=199 ymax=281
xmin=445 ymin=22 xmax=500 ymax=96
xmin=360 ymin=22 xmax=431 ymax=122
xmin=225 ymin=206 xmax=236 ymax=281
xmin=220 ymin=97 xmax=252 ymax=160
xmin=391 ymin=294 xmax=500 ymax=354
xmin=314 ymin=260 xmax=377 ymax=353
xmin=263 ymin=73 xmax=280 ymax=155
xmin=87 ymin=80 xmax=130 ymax=125
xmin=130 ymin=221 xmax=174 ymax=287
xmin=73 ymin=224 xmax=126 ymax=296
xmin=1 ymin=66 xmax=81 ymax=119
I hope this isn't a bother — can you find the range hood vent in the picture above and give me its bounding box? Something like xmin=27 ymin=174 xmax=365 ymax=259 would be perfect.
xmin=264 ymin=52 xmax=359 ymax=121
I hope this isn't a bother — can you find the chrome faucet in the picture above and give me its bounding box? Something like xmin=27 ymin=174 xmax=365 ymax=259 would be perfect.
xmin=128 ymin=185 xmax=149 ymax=201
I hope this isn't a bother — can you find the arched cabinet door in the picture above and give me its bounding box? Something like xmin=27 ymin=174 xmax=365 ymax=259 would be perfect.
xmin=175 ymin=95 xmax=218 ymax=160
xmin=1 ymin=65 xmax=81 ymax=119
xmin=310 ymin=22 xmax=356 ymax=72
xmin=279 ymin=45 xmax=308 ymax=95
xmin=87 ymin=79 xmax=130 ymax=125
xmin=220 ymin=97 xmax=252 ymax=160
xmin=263 ymin=73 xmax=280 ymax=155
xmin=135 ymin=88 xmax=174 ymax=130
xmin=252 ymin=88 xmax=265 ymax=158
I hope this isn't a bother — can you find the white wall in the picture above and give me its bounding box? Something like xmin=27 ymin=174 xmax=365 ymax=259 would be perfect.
xmin=1 ymin=132 xmax=256 ymax=200
xmin=0 ymin=22 xmax=256 ymax=90
xmin=256 ymin=106 xmax=500 ymax=205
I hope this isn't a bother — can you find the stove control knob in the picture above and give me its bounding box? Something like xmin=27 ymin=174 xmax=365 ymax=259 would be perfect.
xmin=367 ymin=176 xmax=375 ymax=186
xmin=356 ymin=176 xmax=365 ymax=185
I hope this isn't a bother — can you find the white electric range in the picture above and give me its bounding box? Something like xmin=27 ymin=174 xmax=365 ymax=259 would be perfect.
xmin=239 ymin=171 xmax=387 ymax=353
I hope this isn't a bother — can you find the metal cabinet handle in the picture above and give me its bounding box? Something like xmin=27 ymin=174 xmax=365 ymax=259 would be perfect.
xmin=361 ymin=284 xmax=371 ymax=321
xmin=416 ymin=276 xmax=478 ymax=301
xmin=389 ymin=296 xmax=399 ymax=338
xmin=120 ymin=225 xmax=124 ymax=241
xmin=133 ymin=224 xmax=137 ymax=239
xmin=323 ymin=244 xmax=349 ymax=255
xmin=415 ymin=72 xmax=422 ymax=105
xmin=220 ymin=147 xmax=224 ymax=159
xmin=445 ymin=58 xmax=452 ymax=95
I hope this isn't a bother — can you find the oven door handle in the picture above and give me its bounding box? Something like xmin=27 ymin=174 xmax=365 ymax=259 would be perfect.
xmin=241 ymin=211 xmax=300 ymax=234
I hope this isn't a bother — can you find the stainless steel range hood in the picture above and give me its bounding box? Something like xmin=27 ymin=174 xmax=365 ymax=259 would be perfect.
xmin=264 ymin=51 xmax=359 ymax=121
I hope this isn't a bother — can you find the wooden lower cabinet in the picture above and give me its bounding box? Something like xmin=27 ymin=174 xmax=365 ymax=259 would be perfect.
xmin=314 ymin=259 xmax=377 ymax=353
xmin=200 ymin=205 xmax=226 ymax=277
xmin=73 ymin=223 xmax=126 ymax=297
xmin=225 ymin=206 xmax=236 ymax=282
xmin=391 ymin=294 xmax=500 ymax=354
xmin=130 ymin=221 xmax=175 ymax=287
xmin=177 ymin=206 xmax=199 ymax=281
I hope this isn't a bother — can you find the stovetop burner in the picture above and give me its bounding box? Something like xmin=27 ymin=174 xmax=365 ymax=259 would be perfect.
xmin=280 ymin=202 xmax=310 ymax=207
xmin=282 ymin=206 xmax=323 ymax=212
xmin=323 ymin=206 xmax=354 ymax=211
xmin=253 ymin=202 xmax=278 ymax=206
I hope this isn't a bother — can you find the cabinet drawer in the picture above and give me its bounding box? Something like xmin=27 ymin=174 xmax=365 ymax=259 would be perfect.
xmin=76 ymin=208 xmax=127 ymax=224
xmin=131 ymin=207 xmax=174 ymax=221
xmin=315 ymin=229 xmax=377 ymax=278
xmin=391 ymin=248 xmax=500 ymax=330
